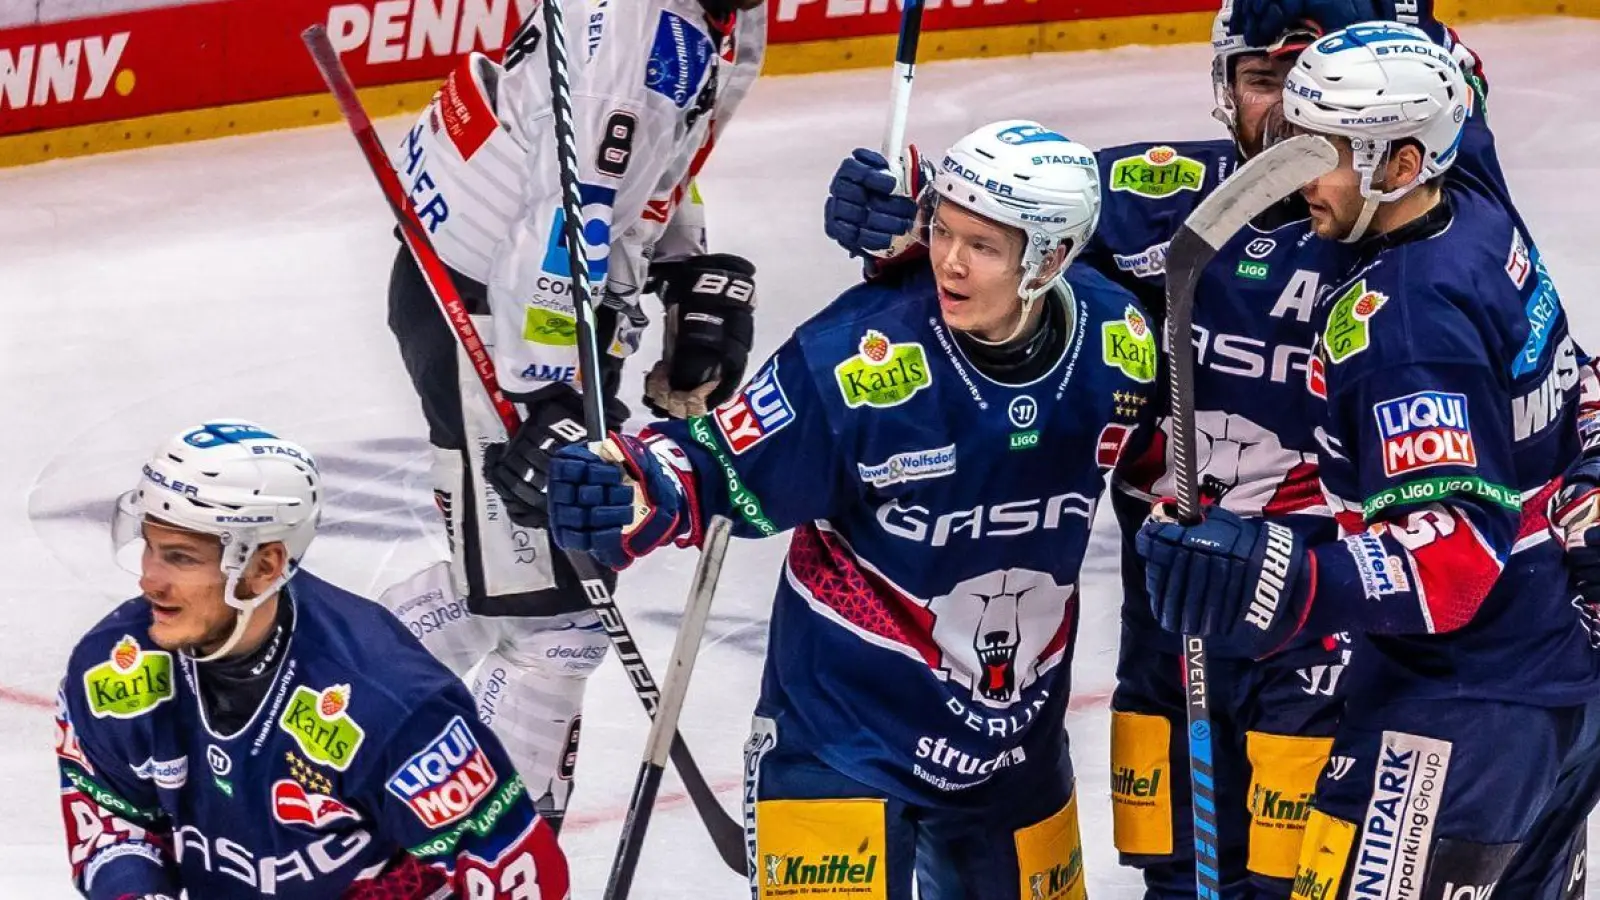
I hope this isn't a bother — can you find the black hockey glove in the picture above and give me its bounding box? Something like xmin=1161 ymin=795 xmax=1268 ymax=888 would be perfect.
xmin=484 ymin=384 xmax=624 ymax=530
xmin=644 ymin=253 xmax=756 ymax=419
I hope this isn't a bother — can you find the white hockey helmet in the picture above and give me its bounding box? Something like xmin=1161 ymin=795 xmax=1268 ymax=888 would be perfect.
xmin=1283 ymin=21 xmax=1469 ymax=233
xmin=114 ymin=421 xmax=321 ymax=660
xmin=929 ymin=120 xmax=1101 ymax=308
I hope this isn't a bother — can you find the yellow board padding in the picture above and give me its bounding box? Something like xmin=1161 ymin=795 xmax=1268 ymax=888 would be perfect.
xmin=1245 ymin=731 xmax=1336 ymax=880
xmin=1290 ymin=809 xmax=1359 ymax=900
xmin=1015 ymin=789 xmax=1089 ymax=900
xmin=2 ymin=1 xmax=1597 ymax=168
xmin=0 ymin=78 xmax=441 ymax=168
xmin=753 ymin=797 xmax=888 ymax=900
xmin=1109 ymin=709 xmax=1175 ymax=856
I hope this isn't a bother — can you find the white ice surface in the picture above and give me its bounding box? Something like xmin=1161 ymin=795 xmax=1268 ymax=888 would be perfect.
xmin=4 ymin=18 xmax=1600 ymax=898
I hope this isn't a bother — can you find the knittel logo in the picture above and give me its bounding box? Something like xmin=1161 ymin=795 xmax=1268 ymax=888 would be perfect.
xmin=386 ymin=716 xmax=499 ymax=828
xmin=1374 ymin=391 xmax=1476 ymax=477
xmin=763 ymin=846 xmax=880 ymax=894
xmin=279 ymin=684 xmax=366 ymax=772
xmin=83 ymin=636 xmax=173 ymax=719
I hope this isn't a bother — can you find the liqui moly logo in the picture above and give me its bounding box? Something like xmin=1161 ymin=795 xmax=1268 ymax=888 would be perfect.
xmin=712 ymin=358 xmax=794 ymax=454
xmin=384 ymin=716 xmax=498 ymax=828
xmin=1374 ymin=391 xmax=1475 ymax=477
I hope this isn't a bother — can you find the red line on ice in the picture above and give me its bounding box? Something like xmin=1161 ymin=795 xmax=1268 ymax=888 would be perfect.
xmin=0 ymin=685 xmax=54 ymax=710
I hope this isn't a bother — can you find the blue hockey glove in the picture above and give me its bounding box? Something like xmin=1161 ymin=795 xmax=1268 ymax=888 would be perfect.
xmin=1553 ymin=455 xmax=1600 ymax=596
xmin=546 ymin=434 xmax=687 ymax=570
xmin=1136 ymin=504 xmax=1316 ymax=658
xmin=1233 ymin=0 xmax=1395 ymax=48
xmin=823 ymin=147 xmax=925 ymax=258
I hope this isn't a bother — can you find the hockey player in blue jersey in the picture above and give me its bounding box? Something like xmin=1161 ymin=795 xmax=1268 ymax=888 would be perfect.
xmin=484 ymin=120 xmax=1154 ymax=899
xmin=824 ymin=6 xmax=1359 ymax=896
xmin=1137 ymin=23 xmax=1600 ymax=897
xmin=821 ymin=3 xmax=1499 ymax=895
xmin=57 ymin=421 xmax=568 ymax=899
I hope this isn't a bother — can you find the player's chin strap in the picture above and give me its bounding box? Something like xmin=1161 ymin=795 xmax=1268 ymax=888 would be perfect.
xmin=186 ymin=536 xmax=296 ymax=663
xmin=1345 ymin=137 xmax=1426 ymax=243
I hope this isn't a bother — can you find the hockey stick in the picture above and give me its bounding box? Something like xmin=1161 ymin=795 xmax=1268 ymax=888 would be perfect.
xmin=301 ymin=24 xmax=746 ymax=874
xmin=605 ymin=515 xmax=733 ymax=900
xmin=532 ymin=0 xmax=747 ymax=872
xmin=881 ymin=0 xmax=925 ymax=173
xmin=1162 ymin=134 xmax=1338 ymax=900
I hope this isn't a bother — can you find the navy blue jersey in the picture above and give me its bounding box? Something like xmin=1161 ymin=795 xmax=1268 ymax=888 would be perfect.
xmin=645 ymin=262 xmax=1156 ymax=806
xmin=1301 ymin=157 xmax=1600 ymax=706
xmin=1084 ymin=139 xmax=1354 ymax=654
xmin=57 ymin=572 xmax=567 ymax=899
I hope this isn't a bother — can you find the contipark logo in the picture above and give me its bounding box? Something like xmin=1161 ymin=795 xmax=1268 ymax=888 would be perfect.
xmin=0 ymin=33 xmax=132 ymax=110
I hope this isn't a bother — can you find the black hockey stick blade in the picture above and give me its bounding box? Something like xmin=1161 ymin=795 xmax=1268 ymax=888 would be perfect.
xmin=1164 ymin=135 xmax=1337 ymax=520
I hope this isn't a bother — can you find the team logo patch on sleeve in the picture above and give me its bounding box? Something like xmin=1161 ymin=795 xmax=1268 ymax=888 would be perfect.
xmin=386 ymin=715 xmax=499 ymax=828
xmin=713 ymin=358 xmax=795 ymax=454
xmin=1374 ymin=391 xmax=1476 ymax=477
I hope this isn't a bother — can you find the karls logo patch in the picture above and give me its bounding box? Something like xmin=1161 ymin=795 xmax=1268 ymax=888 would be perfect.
xmin=83 ymin=636 xmax=173 ymax=719
xmin=278 ymin=684 xmax=366 ymax=772
xmin=385 ymin=716 xmax=498 ymax=828
xmin=1109 ymin=146 xmax=1206 ymax=198
xmin=834 ymin=330 xmax=932 ymax=409
xmin=1374 ymin=392 xmax=1475 ymax=477
xmin=1102 ymin=306 xmax=1157 ymax=383
xmin=713 ymin=357 xmax=795 ymax=454
xmin=1324 ymin=280 xmax=1388 ymax=364
xmin=644 ymin=10 xmax=713 ymax=108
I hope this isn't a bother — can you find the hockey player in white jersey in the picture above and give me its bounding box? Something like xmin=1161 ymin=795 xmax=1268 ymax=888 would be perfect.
xmin=379 ymin=0 xmax=767 ymax=831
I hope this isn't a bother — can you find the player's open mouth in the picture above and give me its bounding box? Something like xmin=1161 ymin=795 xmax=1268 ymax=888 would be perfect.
xmin=937 ymin=285 xmax=970 ymax=304
xmin=148 ymin=600 xmax=182 ymax=620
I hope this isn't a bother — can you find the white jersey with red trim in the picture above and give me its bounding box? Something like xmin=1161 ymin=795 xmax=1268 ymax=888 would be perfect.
xmin=390 ymin=0 xmax=765 ymax=394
